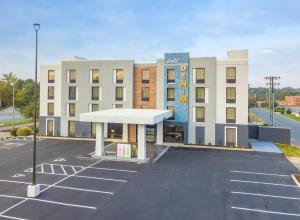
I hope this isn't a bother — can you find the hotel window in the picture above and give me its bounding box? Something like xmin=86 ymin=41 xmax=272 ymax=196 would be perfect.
xmin=113 ymin=104 xmax=123 ymax=108
xmin=115 ymin=87 xmax=123 ymax=101
xmin=69 ymin=103 xmax=76 ymax=117
xmin=195 ymin=87 xmax=205 ymax=103
xmin=48 ymin=86 xmax=54 ymax=100
xmin=92 ymin=87 xmax=100 ymax=100
xmin=116 ymin=69 xmax=124 ymax=83
xmin=226 ymin=87 xmax=236 ymax=103
xmin=226 ymin=67 xmax=236 ymax=83
xmin=196 ymin=68 xmax=205 ymax=83
xmin=167 ymin=69 xmax=175 ymax=83
xmin=141 ymin=87 xmax=149 ymax=101
xmin=226 ymin=107 xmax=236 ymax=123
xmin=47 ymin=103 xmax=54 ymax=116
xmin=196 ymin=107 xmax=205 ymax=122
xmin=68 ymin=121 xmax=76 ymax=137
xmin=48 ymin=70 xmax=55 ymax=83
xmin=142 ymin=69 xmax=150 ymax=83
xmin=91 ymin=104 xmax=99 ymax=112
xmin=69 ymin=86 xmax=77 ymax=100
xmin=167 ymin=88 xmax=175 ymax=101
xmin=91 ymin=69 xmax=99 ymax=83
xmin=167 ymin=106 xmax=175 ymax=120
xmin=68 ymin=69 xmax=76 ymax=83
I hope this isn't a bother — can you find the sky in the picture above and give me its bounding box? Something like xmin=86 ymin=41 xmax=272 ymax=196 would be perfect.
xmin=0 ymin=0 xmax=299 ymax=88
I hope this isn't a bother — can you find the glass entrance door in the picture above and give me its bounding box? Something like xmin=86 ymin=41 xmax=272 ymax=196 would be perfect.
xmin=226 ymin=127 xmax=237 ymax=147
xmin=47 ymin=119 xmax=54 ymax=136
xmin=164 ymin=123 xmax=184 ymax=143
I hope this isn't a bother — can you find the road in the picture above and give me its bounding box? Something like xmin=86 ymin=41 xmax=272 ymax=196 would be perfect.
xmin=250 ymin=107 xmax=300 ymax=146
xmin=0 ymin=107 xmax=24 ymax=122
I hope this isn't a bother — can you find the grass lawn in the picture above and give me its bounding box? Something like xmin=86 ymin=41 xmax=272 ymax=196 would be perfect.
xmin=277 ymin=144 xmax=300 ymax=157
xmin=0 ymin=118 xmax=33 ymax=127
xmin=283 ymin=113 xmax=300 ymax=122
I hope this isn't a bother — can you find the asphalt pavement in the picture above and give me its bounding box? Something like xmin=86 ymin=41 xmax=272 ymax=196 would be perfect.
xmin=0 ymin=139 xmax=299 ymax=220
xmin=250 ymin=107 xmax=300 ymax=146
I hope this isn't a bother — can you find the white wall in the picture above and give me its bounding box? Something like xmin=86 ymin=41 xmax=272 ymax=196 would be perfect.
xmin=216 ymin=51 xmax=248 ymax=125
xmin=40 ymin=64 xmax=61 ymax=117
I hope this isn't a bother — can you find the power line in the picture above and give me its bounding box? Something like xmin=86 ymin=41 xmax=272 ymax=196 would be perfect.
xmin=265 ymin=76 xmax=280 ymax=126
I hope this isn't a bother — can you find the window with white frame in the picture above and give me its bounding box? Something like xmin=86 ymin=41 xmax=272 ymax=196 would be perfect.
xmin=90 ymin=69 xmax=100 ymax=83
xmin=48 ymin=86 xmax=54 ymax=100
xmin=92 ymin=87 xmax=100 ymax=100
xmin=67 ymin=69 xmax=76 ymax=83
xmin=195 ymin=106 xmax=205 ymax=122
xmin=68 ymin=103 xmax=76 ymax=117
xmin=69 ymin=86 xmax=77 ymax=100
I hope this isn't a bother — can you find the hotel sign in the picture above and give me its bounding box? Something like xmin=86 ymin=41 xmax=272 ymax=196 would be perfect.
xmin=180 ymin=64 xmax=187 ymax=103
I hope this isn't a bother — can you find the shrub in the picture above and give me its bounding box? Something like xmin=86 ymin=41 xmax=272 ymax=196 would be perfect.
xmin=10 ymin=128 xmax=17 ymax=136
xmin=16 ymin=127 xmax=32 ymax=136
xmin=287 ymin=108 xmax=292 ymax=114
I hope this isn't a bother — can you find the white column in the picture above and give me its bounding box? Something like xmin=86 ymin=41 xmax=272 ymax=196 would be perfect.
xmin=137 ymin=124 xmax=146 ymax=160
xmin=156 ymin=121 xmax=163 ymax=145
xmin=95 ymin=122 xmax=104 ymax=157
xmin=122 ymin=123 xmax=128 ymax=142
xmin=104 ymin=123 xmax=108 ymax=138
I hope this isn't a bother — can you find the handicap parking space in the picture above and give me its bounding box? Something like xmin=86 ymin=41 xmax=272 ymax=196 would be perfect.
xmin=0 ymin=146 xmax=145 ymax=220
xmin=228 ymin=169 xmax=300 ymax=219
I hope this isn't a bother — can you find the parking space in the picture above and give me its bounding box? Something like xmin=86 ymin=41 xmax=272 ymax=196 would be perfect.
xmin=228 ymin=169 xmax=300 ymax=219
xmin=0 ymin=139 xmax=299 ymax=220
xmin=0 ymin=139 xmax=143 ymax=220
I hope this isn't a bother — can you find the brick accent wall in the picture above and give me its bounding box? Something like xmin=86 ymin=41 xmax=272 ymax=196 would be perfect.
xmin=128 ymin=64 xmax=157 ymax=142
xmin=133 ymin=64 xmax=157 ymax=109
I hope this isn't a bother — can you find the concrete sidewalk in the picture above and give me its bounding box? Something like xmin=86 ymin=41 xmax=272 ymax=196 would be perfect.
xmin=250 ymin=139 xmax=283 ymax=154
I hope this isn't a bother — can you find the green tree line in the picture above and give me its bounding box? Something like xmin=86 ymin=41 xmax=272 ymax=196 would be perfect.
xmin=0 ymin=72 xmax=39 ymax=118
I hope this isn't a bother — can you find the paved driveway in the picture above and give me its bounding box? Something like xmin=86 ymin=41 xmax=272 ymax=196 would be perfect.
xmin=250 ymin=107 xmax=300 ymax=146
xmin=0 ymin=139 xmax=299 ymax=220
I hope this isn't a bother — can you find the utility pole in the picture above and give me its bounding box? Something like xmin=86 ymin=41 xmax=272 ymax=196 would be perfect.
xmin=265 ymin=76 xmax=280 ymax=126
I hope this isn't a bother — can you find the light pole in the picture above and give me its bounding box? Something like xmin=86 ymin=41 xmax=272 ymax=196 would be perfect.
xmin=27 ymin=23 xmax=40 ymax=198
xmin=11 ymin=82 xmax=15 ymax=129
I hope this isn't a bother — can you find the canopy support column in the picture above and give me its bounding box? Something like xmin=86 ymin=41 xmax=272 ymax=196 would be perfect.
xmin=156 ymin=121 xmax=163 ymax=145
xmin=122 ymin=123 xmax=128 ymax=142
xmin=95 ymin=122 xmax=104 ymax=156
xmin=138 ymin=124 xmax=146 ymax=160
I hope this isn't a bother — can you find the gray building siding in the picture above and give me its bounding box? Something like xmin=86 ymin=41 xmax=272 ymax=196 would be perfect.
xmin=39 ymin=116 xmax=61 ymax=136
xmin=75 ymin=121 xmax=91 ymax=138
xmin=215 ymin=123 xmax=249 ymax=147
xmin=195 ymin=126 xmax=205 ymax=144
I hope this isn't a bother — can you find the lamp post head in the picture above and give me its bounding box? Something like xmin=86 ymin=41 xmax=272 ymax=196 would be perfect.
xmin=33 ymin=23 xmax=40 ymax=31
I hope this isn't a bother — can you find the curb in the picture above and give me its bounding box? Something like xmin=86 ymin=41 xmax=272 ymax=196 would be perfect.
xmin=291 ymin=174 xmax=300 ymax=188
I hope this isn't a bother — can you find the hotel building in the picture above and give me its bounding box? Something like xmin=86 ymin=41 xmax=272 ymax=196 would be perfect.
xmin=39 ymin=50 xmax=248 ymax=147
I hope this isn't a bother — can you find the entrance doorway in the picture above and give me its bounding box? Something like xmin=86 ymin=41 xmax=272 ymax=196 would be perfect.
xmin=225 ymin=127 xmax=237 ymax=147
xmin=164 ymin=123 xmax=184 ymax=143
xmin=46 ymin=119 xmax=54 ymax=136
xmin=108 ymin=123 xmax=123 ymax=139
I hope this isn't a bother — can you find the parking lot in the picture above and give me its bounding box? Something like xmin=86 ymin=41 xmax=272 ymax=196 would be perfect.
xmin=0 ymin=139 xmax=299 ymax=220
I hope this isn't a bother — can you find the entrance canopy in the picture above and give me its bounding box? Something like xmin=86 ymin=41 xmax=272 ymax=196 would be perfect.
xmin=80 ymin=108 xmax=172 ymax=125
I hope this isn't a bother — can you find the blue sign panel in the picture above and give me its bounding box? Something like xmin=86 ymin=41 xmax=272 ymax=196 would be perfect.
xmin=164 ymin=52 xmax=189 ymax=123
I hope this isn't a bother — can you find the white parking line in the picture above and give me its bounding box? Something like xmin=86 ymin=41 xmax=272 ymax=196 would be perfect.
xmin=230 ymin=170 xmax=289 ymax=177
xmin=0 ymin=180 xmax=114 ymax=195
xmin=230 ymin=179 xmax=298 ymax=187
xmin=88 ymin=167 xmax=137 ymax=173
xmin=0 ymin=194 xmax=97 ymax=210
xmin=50 ymin=164 xmax=54 ymax=174
xmin=0 ymin=214 xmax=29 ymax=220
xmin=231 ymin=191 xmax=300 ymax=201
xmin=44 ymin=163 xmax=137 ymax=173
xmin=232 ymin=206 xmax=300 ymax=217
xmin=0 ymin=200 xmax=27 ymax=216
xmin=40 ymin=159 xmax=104 ymax=194
xmin=25 ymin=170 xmax=127 ymax=182
xmin=61 ymin=165 xmax=67 ymax=175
